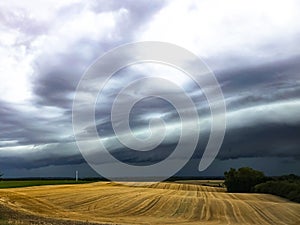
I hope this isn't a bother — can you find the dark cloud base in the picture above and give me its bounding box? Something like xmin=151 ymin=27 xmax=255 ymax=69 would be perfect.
xmin=0 ymin=1 xmax=299 ymax=178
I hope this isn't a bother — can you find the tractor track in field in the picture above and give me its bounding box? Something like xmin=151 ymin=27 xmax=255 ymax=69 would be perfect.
xmin=0 ymin=181 xmax=299 ymax=225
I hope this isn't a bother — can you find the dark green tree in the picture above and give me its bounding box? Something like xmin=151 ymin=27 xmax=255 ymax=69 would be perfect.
xmin=255 ymin=180 xmax=300 ymax=203
xmin=224 ymin=167 xmax=265 ymax=193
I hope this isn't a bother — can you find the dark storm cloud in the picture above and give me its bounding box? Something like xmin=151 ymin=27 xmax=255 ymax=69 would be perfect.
xmin=0 ymin=100 xmax=72 ymax=148
xmin=0 ymin=143 xmax=84 ymax=169
xmin=200 ymin=57 xmax=300 ymax=161
xmin=1 ymin=1 xmax=299 ymax=177
xmin=89 ymin=55 xmax=300 ymax=166
xmin=33 ymin=53 xmax=85 ymax=109
xmin=218 ymin=122 xmax=300 ymax=160
xmin=0 ymin=1 xmax=169 ymax=174
xmin=31 ymin=0 xmax=167 ymax=109
xmin=1 ymin=54 xmax=299 ymax=173
xmin=97 ymin=108 xmax=300 ymax=165
xmin=216 ymin=55 xmax=300 ymax=110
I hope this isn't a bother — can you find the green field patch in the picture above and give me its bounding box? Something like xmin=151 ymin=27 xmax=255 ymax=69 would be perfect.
xmin=0 ymin=180 xmax=93 ymax=189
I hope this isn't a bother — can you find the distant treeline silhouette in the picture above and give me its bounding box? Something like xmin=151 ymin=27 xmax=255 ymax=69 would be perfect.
xmin=224 ymin=167 xmax=300 ymax=203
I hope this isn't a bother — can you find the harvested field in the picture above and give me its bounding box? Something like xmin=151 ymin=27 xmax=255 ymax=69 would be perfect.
xmin=0 ymin=182 xmax=299 ymax=225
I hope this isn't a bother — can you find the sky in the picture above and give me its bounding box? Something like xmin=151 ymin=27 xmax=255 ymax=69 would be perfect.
xmin=0 ymin=0 xmax=299 ymax=178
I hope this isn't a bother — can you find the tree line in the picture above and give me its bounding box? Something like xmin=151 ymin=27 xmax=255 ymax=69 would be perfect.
xmin=224 ymin=167 xmax=300 ymax=203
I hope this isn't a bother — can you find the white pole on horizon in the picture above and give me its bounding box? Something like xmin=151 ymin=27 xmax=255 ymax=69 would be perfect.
xmin=76 ymin=170 xmax=78 ymax=182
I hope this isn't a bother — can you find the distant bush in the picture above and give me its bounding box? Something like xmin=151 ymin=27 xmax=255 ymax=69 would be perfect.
xmin=224 ymin=167 xmax=265 ymax=193
xmin=255 ymin=180 xmax=300 ymax=203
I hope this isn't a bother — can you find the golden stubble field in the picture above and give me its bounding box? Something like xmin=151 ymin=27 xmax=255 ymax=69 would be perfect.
xmin=0 ymin=181 xmax=299 ymax=225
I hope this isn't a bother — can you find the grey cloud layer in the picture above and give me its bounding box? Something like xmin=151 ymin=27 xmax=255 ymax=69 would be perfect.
xmin=0 ymin=0 xmax=299 ymax=175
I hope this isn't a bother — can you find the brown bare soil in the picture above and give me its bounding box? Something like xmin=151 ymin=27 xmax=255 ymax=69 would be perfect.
xmin=0 ymin=182 xmax=299 ymax=225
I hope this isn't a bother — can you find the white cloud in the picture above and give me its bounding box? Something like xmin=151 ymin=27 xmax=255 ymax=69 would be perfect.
xmin=1 ymin=0 xmax=299 ymax=173
xmin=0 ymin=0 xmax=81 ymax=21
xmin=0 ymin=40 xmax=34 ymax=102
xmin=140 ymin=0 xmax=300 ymax=69
xmin=227 ymin=99 xmax=300 ymax=129
xmin=0 ymin=1 xmax=125 ymax=103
